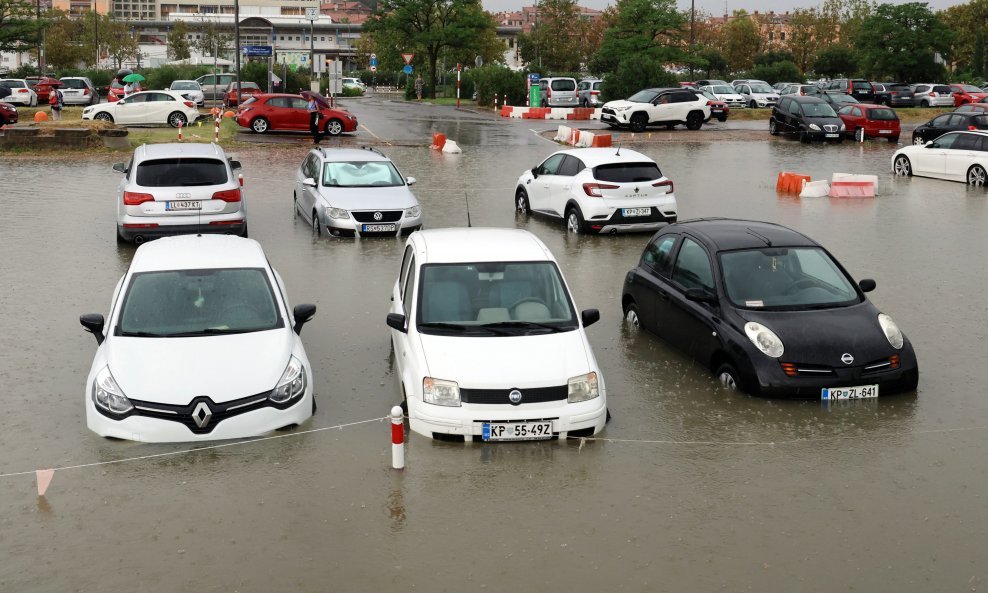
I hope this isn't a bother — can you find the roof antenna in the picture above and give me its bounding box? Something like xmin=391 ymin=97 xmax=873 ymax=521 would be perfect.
xmin=465 ymin=192 xmax=472 ymax=228
xmin=615 ymin=143 xmax=621 ymax=156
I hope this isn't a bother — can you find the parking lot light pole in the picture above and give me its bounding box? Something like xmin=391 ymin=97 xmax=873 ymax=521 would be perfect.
xmin=235 ymin=0 xmax=241 ymax=105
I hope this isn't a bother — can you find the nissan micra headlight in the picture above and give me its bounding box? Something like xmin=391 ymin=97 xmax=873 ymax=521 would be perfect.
xmin=92 ymin=367 xmax=134 ymax=415
xmin=326 ymin=207 xmax=349 ymax=220
xmin=744 ymin=322 xmax=784 ymax=358
xmin=568 ymin=372 xmax=599 ymax=403
xmin=423 ymin=377 xmax=460 ymax=407
xmin=270 ymin=356 xmax=306 ymax=403
xmin=878 ymin=313 xmax=904 ymax=349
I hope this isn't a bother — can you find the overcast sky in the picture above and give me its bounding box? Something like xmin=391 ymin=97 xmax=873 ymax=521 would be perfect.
xmin=483 ymin=0 xmax=965 ymax=15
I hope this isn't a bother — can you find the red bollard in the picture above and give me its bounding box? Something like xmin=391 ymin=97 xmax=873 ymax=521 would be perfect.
xmin=177 ymin=120 xmax=183 ymax=141
xmin=391 ymin=406 xmax=405 ymax=469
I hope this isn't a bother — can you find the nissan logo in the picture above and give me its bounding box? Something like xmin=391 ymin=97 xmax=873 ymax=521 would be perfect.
xmin=373 ymin=211 xmax=383 ymax=221
xmin=508 ymin=389 xmax=523 ymax=405
xmin=841 ymin=353 xmax=854 ymax=365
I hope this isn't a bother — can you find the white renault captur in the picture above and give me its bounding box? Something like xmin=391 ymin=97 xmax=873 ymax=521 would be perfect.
xmin=386 ymin=228 xmax=607 ymax=442
xmin=79 ymin=235 xmax=317 ymax=442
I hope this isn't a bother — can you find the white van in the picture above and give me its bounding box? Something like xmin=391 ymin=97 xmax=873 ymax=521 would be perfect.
xmin=538 ymin=77 xmax=578 ymax=108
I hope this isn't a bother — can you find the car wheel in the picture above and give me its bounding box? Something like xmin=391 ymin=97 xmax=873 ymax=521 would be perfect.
xmin=565 ymin=205 xmax=587 ymax=234
xmin=717 ymin=115 xmax=727 ymax=122
xmin=116 ymin=226 xmax=126 ymax=244
xmin=749 ymin=100 xmax=757 ymax=109
xmin=94 ymin=112 xmax=113 ymax=123
xmin=167 ymin=112 xmax=187 ymax=128
xmin=250 ymin=117 xmax=269 ymax=134
xmin=968 ymin=164 xmax=987 ymax=187
xmin=715 ymin=363 xmax=743 ymax=392
xmin=515 ymin=188 xmax=530 ymax=215
xmin=623 ymin=302 xmax=640 ymax=329
xmin=629 ymin=112 xmax=648 ymax=133
xmin=769 ymin=118 xmax=779 ymax=136
xmin=888 ymin=135 xmax=900 ymax=144
xmin=685 ymin=111 xmax=703 ymax=130
xmin=239 ymin=224 xmax=248 ymax=238
xmin=312 ymin=211 xmax=321 ymax=235
xmin=920 ymin=99 xmax=930 ymax=107
xmin=799 ymin=130 xmax=811 ymax=143
xmin=893 ymin=155 xmax=912 ymax=176
xmin=325 ymin=118 xmax=344 ymax=136
xmin=913 ymin=135 xmax=925 ymax=145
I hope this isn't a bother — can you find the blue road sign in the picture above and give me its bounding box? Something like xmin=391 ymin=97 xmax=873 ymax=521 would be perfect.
xmin=403 ymin=64 xmax=413 ymax=74
xmin=242 ymin=45 xmax=273 ymax=57
xmin=528 ymin=73 xmax=541 ymax=82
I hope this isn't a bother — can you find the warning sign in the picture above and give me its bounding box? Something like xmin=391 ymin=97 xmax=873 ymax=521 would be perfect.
xmin=401 ymin=52 xmax=415 ymax=65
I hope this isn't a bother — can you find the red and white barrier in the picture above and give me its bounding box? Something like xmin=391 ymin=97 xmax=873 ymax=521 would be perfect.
xmin=829 ymin=173 xmax=878 ymax=197
xmin=500 ymin=106 xmax=602 ymax=120
xmin=391 ymin=405 xmax=405 ymax=470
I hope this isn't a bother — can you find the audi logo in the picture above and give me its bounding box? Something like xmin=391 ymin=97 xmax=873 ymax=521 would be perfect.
xmin=175 ymin=192 xmax=192 ymax=199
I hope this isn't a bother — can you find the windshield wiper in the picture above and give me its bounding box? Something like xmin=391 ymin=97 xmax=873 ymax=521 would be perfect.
xmin=163 ymin=327 xmax=263 ymax=337
xmin=120 ymin=330 xmax=169 ymax=337
xmin=418 ymin=322 xmax=514 ymax=335
xmin=480 ymin=321 xmax=568 ymax=333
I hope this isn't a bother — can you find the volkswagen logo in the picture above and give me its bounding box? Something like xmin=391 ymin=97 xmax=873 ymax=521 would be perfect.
xmin=175 ymin=192 xmax=191 ymax=199
xmin=373 ymin=211 xmax=383 ymax=221
xmin=508 ymin=389 xmax=523 ymax=405
xmin=841 ymin=353 xmax=854 ymax=365
xmin=191 ymin=401 xmax=213 ymax=428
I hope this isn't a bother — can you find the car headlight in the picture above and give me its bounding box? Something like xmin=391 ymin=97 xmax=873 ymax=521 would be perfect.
xmin=404 ymin=205 xmax=420 ymax=218
xmin=744 ymin=322 xmax=784 ymax=358
xmin=567 ymin=371 xmax=599 ymax=403
xmin=326 ymin=207 xmax=349 ymax=220
xmin=423 ymin=377 xmax=460 ymax=407
xmin=270 ymin=356 xmax=306 ymax=403
xmin=839 ymin=123 xmax=846 ymax=131
xmin=809 ymin=123 xmax=821 ymax=131
xmin=92 ymin=367 xmax=134 ymax=415
xmin=878 ymin=313 xmax=904 ymax=349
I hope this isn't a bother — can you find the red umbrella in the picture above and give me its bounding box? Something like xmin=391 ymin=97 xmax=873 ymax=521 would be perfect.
xmin=300 ymin=90 xmax=331 ymax=108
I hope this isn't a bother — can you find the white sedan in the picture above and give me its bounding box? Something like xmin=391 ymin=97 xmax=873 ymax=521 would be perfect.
xmin=82 ymin=90 xmax=200 ymax=127
xmin=0 ymin=79 xmax=38 ymax=106
xmin=892 ymin=130 xmax=988 ymax=186
xmin=167 ymin=79 xmax=206 ymax=107
xmin=699 ymin=84 xmax=747 ymax=108
xmin=79 ymin=235 xmax=317 ymax=442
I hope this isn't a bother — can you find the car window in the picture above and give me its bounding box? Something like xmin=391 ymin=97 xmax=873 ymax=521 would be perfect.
xmin=402 ymin=256 xmax=416 ymax=318
xmin=721 ymin=247 xmax=858 ymax=309
xmin=671 ymin=238 xmax=714 ymax=292
xmin=551 ymin=79 xmax=575 ymax=91
xmin=60 ymin=79 xmax=87 ymax=89
xmin=852 ymin=81 xmax=872 ymax=91
xmin=578 ymin=82 xmax=588 ymax=91
xmin=538 ymin=154 xmax=565 ymax=175
xmin=171 ymin=82 xmax=198 ymax=90
xmin=125 ymin=93 xmax=150 ymax=103
xmin=869 ymin=107 xmax=897 ymax=121
xmin=268 ymin=97 xmax=289 ymax=108
xmin=136 ymin=158 xmax=229 ymax=187
xmin=933 ymin=85 xmax=951 ymax=94
xmin=930 ymin=114 xmax=951 ymax=126
xmin=934 ymin=133 xmax=958 ymax=148
xmin=322 ymin=160 xmax=403 ymax=187
xmin=289 ymin=98 xmax=308 ymax=109
xmin=948 ymin=114 xmax=969 ymax=126
xmin=672 ymin=91 xmax=696 ymax=103
xmin=642 ymin=235 xmax=676 ymax=275
xmin=628 ymin=90 xmax=659 ymax=103
xmin=976 ymin=136 xmax=988 ymax=151
xmin=594 ymin=162 xmax=662 ymax=183
xmin=399 ymin=245 xmax=414 ymax=293
xmin=556 ymin=155 xmax=584 ymax=177
xmin=788 ymin=101 xmax=801 ymax=115
xmin=149 ymin=93 xmax=175 ymax=102
xmin=950 ymin=134 xmax=980 ymax=151
xmin=592 ymin=81 xmax=601 ymax=91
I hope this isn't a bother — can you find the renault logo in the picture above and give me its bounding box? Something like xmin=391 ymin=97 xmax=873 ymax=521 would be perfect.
xmin=373 ymin=211 xmax=383 ymax=221
xmin=191 ymin=401 xmax=212 ymax=428
xmin=508 ymin=389 xmax=523 ymax=405
xmin=841 ymin=353 xmax=854 ymax=365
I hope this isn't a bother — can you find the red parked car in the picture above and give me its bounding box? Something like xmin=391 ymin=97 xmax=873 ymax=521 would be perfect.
xmin=694 ymin=88 xmax=729 ymax=122
xmin=235 ymin=93 xmax=359 ymax=136
xmin=835 ymin=103 xmax=900 ymax=143
xmin=26 ymin=76 xmax=61 ymax=103
xmin=224 ymin=82 xmax=263 ymax=107
xmin=0 ymin=101 xmax=18 ymax=126
xmin=950 ymin=84 xmax=988 ymax=107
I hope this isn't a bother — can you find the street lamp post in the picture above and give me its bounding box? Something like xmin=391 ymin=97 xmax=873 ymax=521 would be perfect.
xmin=689 ymin=0 xmax=695 ymax=79
xmin=94 ymin=1 xmax=99 ymax=68
xmin=234 ymin=0 xmax=241 ymax=104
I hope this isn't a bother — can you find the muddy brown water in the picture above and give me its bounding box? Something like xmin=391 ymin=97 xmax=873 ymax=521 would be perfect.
xmin=1 ymin=121 xmax=987 ymax=592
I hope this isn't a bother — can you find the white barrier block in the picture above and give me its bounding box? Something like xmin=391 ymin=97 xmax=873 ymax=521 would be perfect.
xmin=832 ymin=172 xmax=879 ymax=194
xmin=576 ymin=131 xmax=595 ymax=148
xmin=548 ymin=108 xmax=569 ymax=120
xmin=509 ymin=107 xmax=529 ymax=119
xmin=799 ymin=180 xmax=831 ymax=198
xmin=554 ymin=125 xmax=572 ymax=142
xmin=441 ymin=140 xmax=462 ymax=154
xmin=590 ymin=108 xmax=603 ymax=121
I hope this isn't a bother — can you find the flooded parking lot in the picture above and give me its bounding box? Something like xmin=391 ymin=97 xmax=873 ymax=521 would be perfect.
xmin=2 ymin=106 xmax=987 ymax=592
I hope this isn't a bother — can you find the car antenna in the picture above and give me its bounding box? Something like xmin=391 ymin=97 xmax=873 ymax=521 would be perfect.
xmin=745 ymin=228 xmax=772 ymax=246
xmin=615 ymin=144 xmax=621 ymax=156
xmin=465 ymin=192 xmax=472 ymax=228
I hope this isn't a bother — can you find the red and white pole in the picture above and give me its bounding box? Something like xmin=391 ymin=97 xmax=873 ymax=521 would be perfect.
xmin=391 ymin=405 xmax=405 ymax=470
xmin=494 ymin=93 xmax=498 ymax=110
xmin=177 ymin=120 xmax=183 ymax=141
xmin=214 ymin=117 xmax=220 ymax=143
xmin=456 ymin=63 xmax=461 ymax=109
xmin=504 ymin=93 xmax=508 ymax=107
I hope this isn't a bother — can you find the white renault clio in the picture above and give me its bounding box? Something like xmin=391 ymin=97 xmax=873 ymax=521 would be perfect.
xmin=386 ymin=228 xmax=607 ymax=442
xmin=80 ymin=235 xmax=317 ymax=442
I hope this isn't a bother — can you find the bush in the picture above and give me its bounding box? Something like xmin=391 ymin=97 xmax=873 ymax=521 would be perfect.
xmin=339 ymin=85 xmax=364 ymax=97
xmin=468 ymin=65 xmax=528 ymax=106
xmin=602 ymin=58 xmax=677 ymax=103
xmin=142 ymin=64 xmax=213 ymax=90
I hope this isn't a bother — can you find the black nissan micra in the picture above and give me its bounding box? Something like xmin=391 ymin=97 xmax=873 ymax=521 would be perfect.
xmin=621 ymin=219 xmax=919 ymax=399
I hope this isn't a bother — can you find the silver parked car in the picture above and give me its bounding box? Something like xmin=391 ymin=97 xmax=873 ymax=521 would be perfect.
xmin=294 ymin=147 xmax=423 ymax=238
xmin=577 ymin=78 xmax=603 ymax=108
xmin=113 ymin=143 xmax=246 ymax=243
xmin=167 ymin=80 xmax=205 ymax=107
xmin=911 ymin=84 xmax=954 ymax=107
xmin=538 ymin=77 xmax=578 ymax=108
xmin=59 ymin=77 xmax=100 ymax=106
xmin=734 ymin=82 xmax=780 ymax=108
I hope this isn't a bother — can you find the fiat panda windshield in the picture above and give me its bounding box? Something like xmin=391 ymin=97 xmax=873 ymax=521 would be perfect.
xmin=322 ymin=161 xmax=404 ymax=187
xmin=720 ymin=247 xmax=860 ymax=310
xmin=417 ymin=262 xmax=578 ymax=335
xmin=118 ymin=268 xmax=283 ymax=337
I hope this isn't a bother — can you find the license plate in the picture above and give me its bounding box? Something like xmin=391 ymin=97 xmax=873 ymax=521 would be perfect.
xmin=825 ymin=133 xmax=839 ymax=138
xmin=361 ymin=224 xmax=396 ymax=232
xmin=483 ymin=421 xmax=553 ymax=441
xmin=621 ymin=207 xmax=652 ymax=217
xmin=165 ymin=201 xmax=201 ymax=211
xmin=879 ymin=130 xmax=892 ymax=134
xmin=821 ymin=384 xmax=879 ymax=400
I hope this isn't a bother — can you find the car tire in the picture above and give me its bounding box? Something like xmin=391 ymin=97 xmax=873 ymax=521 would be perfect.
xmin=116 ymin=226 xmax=126 ymax=244
xmin=565 ymin=205 xmax=588 ymax=234
xmin=749 ymin=100 xmax=757 ymax=109
xmin=968 ymin=164 xmax=987 ymax=187
xmin=250 ymin=117 xmax=269 ymax=134
xmin=893 ymin=155 xmax=912 ymax=176
xmin=685 ymin=111 xmax=703 ymax=130
xmin=629 ymin=112 xmax=648 ymax=133
xmin=920 ymin=99 xmax=930 ymax=107
xmin=913 ymin=135 xmax=925 ymax=145
xmin=239 ymin=224 xmax=248 ymax=238
xmin=715 ymin=363 xmax=743 ymax=392
xmin=769 ymin=118 xmax=779 ymax=136
xmin=623 ymin=302 xmax=640 ymax=329
xmin=889 ymin=135 xmax=900 ymax=144
xmin=515 ymin=188 xmax=530 ymax=215
xmin=799 ymin=130 xmax=811 ymax=143
xmin=94 ymin=112 xmax=113 ymax=123
xmin=167 ymin=112 xmax=187 ymax=128
xmin=325 ymin=118 xmax=344 ymax=136
xmin=717 ymin=115 xmax=727 ymax=122
xmin=312 ymin=210 xmax=321 ymax=235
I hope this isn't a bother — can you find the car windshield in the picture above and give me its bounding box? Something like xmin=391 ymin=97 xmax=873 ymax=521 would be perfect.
xmin=803 ymin=102 xmax=839 ymax=116
xmin=720 ymin=247 xmax=859 ymax=309
xmin=171 ymin=81 xmax=199 ymax=90
xmin=710 ymin=85 xmax=733 ymax=94
xmin=956 ymin=85 xmax=982 ymax=92
xmin=118 ymin=268 xmax=282 ymax=337
xmin=1 ymin=80 xmax=26 ymax=88
xmin=698 ymin=89 xmax=717 ymax=101
xmin=594 ymin=162 xmax=662 ymax=183
xmin=868 ymin=107 xmax=897 ymax=121
xmin=417 ymin=262 xmax=578 ymax=335
xmin=750 ymin=84 xmax=774 ymax=93
xmin=322 ymin=160 xmax=403 ymax=187
xmin=136 ymin=158 xmax=228 ymax=187
xmin=852 ymin=81 xmax=872 ymax=90
xmin=627 ymin=90 xmax=659 ymax=103
xmin=60 ymin=79 xmax=87 ymax=89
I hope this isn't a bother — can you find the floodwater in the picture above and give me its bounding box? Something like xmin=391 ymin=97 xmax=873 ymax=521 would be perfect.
xmin=2 ymin=107 xmax=987 ymax=592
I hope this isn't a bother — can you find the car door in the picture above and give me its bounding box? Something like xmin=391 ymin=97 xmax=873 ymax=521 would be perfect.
xmin=660 ymin=236 xmax=721 ymax=362
xmin=739 ymin=85 xmax=751 ymax=102
xmin=114 ymin=92 xmax=149 ymax=124
xmin=528 ymin=154 xmax=565 ymax=214
xmin=943 ymin=133 xmax=980 ymax=180
xmin=288 ymin=97 xmax=311 ymax=129
xmin=914 ymin=132 xmax=957 ymax=176
xmin=550 ymin=155 xmax=584 ymax=217
xmin=296 ymin=153 xmax=320 ymax=219
xmin=786 ymin=99 xmax=802 ymax=131
xmin=391 ymin=248 xmax=417 ymax=383
xmin=146 ymin=92 xmax=177 ymax=124
xmin=626 ymin=234 xmax=678 ymax=332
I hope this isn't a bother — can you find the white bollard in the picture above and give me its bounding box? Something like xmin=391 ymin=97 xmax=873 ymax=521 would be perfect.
xmin=391 ymin=405 xmax=405 ymax=470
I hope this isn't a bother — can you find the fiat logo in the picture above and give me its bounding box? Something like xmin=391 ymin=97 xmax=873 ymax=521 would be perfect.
xmin=841 ymin=353 xmax=854 ymax=365
xmin=508 ymin=389 xmax=523 ymax=405
xmin=373 ymin=211 xmax=383 ymax=221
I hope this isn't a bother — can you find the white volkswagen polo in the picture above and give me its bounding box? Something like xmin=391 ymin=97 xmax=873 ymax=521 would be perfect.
xmin=80 ymin=235 xmax=317 ymax=442
xmin=386 ymin=228 xmax=607 ymax=442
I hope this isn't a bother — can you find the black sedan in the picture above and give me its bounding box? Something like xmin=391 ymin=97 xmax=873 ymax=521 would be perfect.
xmin=912 ymin=112 xmax=988 ymax=145
xmin=621 ymin=219 xmax=919 ymax=399
xmin=770 ymin=95 xmax=845 ymax=143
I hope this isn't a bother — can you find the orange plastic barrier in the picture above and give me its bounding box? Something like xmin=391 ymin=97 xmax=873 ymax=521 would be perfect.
xmin=828 ymin=181 xmax=875 ymax=198
xmin=591 ymin=133 xmax=612 ymax=147
xmin=500 ymin=106 xmax=513 ymax=117
xmin=776 ymin=172 xmax=811 ymax=194
xmin=569 ymin=128 xmax=580 ymax=145
xmin=431 ymin=133 xmax=446 ymax=150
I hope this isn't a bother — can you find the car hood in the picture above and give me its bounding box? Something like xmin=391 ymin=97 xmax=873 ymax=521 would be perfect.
xmin=603 ymin=99 xmax=644 ymax=110
xmin=715 ymin=93 xmax=745 ymax=100
xmin=107 ymin=330 xmax=293 ymax=404
xmin=751 ymin=92 xmax=779 ymax=99
xmin=418 ymin=331 xmax=592 ymax=388
xmin=733 ymin=302 xmax=901 ymax=365
xmin=316 ymin=185 xmax=417 ymax=210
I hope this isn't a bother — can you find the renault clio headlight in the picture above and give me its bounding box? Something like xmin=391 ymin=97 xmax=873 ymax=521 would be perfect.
xmin=92 ymin=367 xmax=134 ymax=415
xmin=878 ymin=313 xmax=904 ymax=349
xmin=744 ymin=322 xmax=784 ymax=358
xmin=326 ymin=207 xmax=349 ymax=220
xmin=567 ymin=372 xmax=599 ymax=403
xmin=423 ymin=377 xmax=460 ymax=407
xmin=270 ymin=356 xmax=306 ymax=403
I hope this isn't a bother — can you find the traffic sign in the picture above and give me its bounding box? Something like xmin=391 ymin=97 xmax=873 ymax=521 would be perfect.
xmin=370 ymin=65 xmax=377 ymax=72
xmin=370 ymin=53 xmax=378 ymax=67
xmin=401 ymin=52 xmax=414 ymax=65
xmin=528 ymin=73 xmax=540 ymax=82
xmin=403 ymin=64 xmax=413 ymax=74
xmin=242 ymin=45 xmax=273 ymax=57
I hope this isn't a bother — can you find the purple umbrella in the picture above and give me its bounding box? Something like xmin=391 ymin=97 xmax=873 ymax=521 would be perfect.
xmin=300 ymin=90 xmax=332 ymax=108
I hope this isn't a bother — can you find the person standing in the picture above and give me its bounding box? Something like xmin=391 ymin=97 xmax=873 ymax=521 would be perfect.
xmin=48 ymin=87 xmax=62 ymax=121
xmin=414 ymin=75 xmax=423 ymax=101
xmin=123 ymin=81 xmax=134 ymax=97
xmin=307 ymin=96 xmax=322 ymax=145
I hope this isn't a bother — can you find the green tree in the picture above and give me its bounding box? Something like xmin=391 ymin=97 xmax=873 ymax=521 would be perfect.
xmin=754 ymin=49 xmax=795 ymax=67
xmin=517 ymin=0 xmax=584 ymax=72
xmin=823 ymin=0 xmax=876 ymax=44
xmin=194 ymin=20 xmax=233 ymax=58
xmin=940 ymin=0 xmax=988 ymax=78
xmin=168 ymin=20 xmax=191 ymax=61
xmin=722 ymin=11 xmax=761 ymax=72
xmin=812 ymin=45 xmax=858 ymax=78
xmin=697 ymin=46 xmax=727 ymax=77
xmin=43 ymin=10 xmax=87 ymax=70
xmin=590 ymin=0 xmax=685 ymax=76
xmin=748 ymin=60 xmax=803 ymax=84
xmin=363 ymin=0 xmax=496 ymax=99
xmin=785 ymin=8 xmax=824 ymax=73
xmin=0 ymin=0 xmax=41 ymax=53
xmin=852 ymin=2 xmax=952 ymax=82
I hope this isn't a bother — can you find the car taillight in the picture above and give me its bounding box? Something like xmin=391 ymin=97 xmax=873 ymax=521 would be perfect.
xmin=591 ymin=90 xmax=600 ymax=95
xmin=17 ymin=89 xmax=28 ymax=93
xmin=183 ymin=101 xmax=195 ymax=108
xmin=970 ymin=125 xmax=977 ymax=130
xmin=83 ymin=88 xmax=89 ymax=95
xmin=652 ymin=179 xmax=674 ymax=193
xmin=582 ymin=182 xmax=618 ymax=197
xmin=212 ymin=188 xmax=241 ymax=202
xmin=123 ymin=191 xmax=155 ymax=205
xmin=891 ymin=91 xmax=898 ymax=96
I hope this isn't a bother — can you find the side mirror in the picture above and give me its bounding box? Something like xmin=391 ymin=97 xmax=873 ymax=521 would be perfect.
xmin=386 ymin=312 xmax=408 ymax=333
xmin=80 ymin=313 xmax=105 ymax=345
xmin=112 ymin=162 xmax=126 ymax=173
xmin=685 ymin=288 xmax=718 ymax=305
xmin=581 ymin=308 xmax=600 ymax=327
xmin=925 ymin=141 xmax=935 ymax=148
xmin=858 ymin=279 xmax=876 ymax=293
xmin=229 ymin=160 xmax=242 ymax=171
xmin=292 ymin=304 xmax=316 ymax=335
xmin=531 ymin=167 xmax=539 ymax=179
xmin=406 ymin=176 xmax=416 ymax=185
xmin=302 ymin=177 xmax=317 ymax=188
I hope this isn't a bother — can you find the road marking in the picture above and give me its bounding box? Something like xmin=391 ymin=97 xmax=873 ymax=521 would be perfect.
xmin=360 ymin=123 xmax=382 ymax=140
xmin=530 ymin=128 xmax=557 ymax=144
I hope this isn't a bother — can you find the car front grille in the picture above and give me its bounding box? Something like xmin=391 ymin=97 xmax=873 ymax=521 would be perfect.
xmin=823 ymin=124 xmax=839 ymax=132
xmin=351 ymin=210 xmax=402 ymax=223
xmin=99 ymin=390 xmax=289 ymax=434
xmin=781 ymin=355 xmax=901 ymax=378
xmin=460 ymin=385 xmax=568 ymax=405
xmin=602 ymin=108 xmax=616 ymax=116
